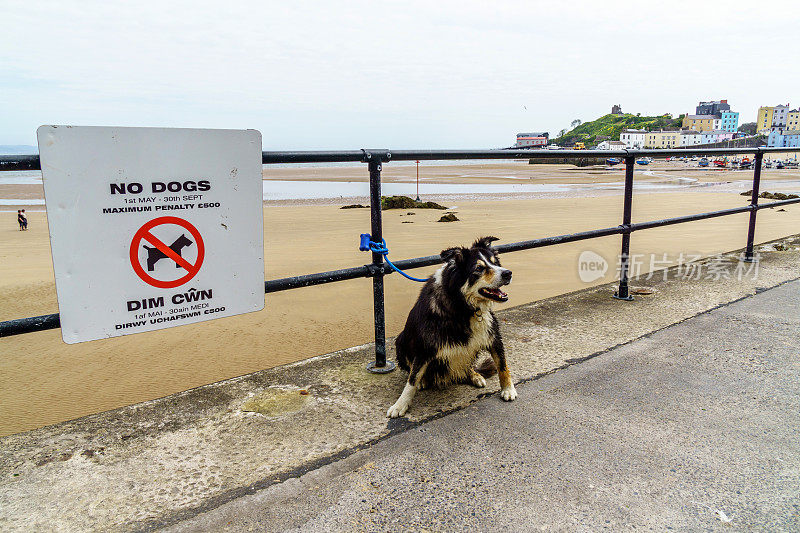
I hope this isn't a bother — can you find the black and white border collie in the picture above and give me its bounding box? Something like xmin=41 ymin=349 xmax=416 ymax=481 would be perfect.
xmin=388 ymin=236 xmax=517 ymax=418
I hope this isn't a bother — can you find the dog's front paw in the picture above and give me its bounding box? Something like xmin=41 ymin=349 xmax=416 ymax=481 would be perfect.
xmin=500 ymin=384 xmax=517 ymax=401
xmin=471 ymin=373 xmax=487 ymax=388
xmin=387 ymin=400 xmax=410 ymax=418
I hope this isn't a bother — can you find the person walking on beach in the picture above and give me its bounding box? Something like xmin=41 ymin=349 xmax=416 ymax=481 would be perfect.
xmin=18 ymin=209 xmax=28 ymax=231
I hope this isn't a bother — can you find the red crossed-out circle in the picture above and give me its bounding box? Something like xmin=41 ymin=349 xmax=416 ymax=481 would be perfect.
xmin=130 ymin=216 xmax=205 ymax=289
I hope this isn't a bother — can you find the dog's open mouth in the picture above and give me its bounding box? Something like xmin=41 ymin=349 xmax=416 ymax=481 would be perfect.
xmin=478 ymin=287 xmax=508 ymax=302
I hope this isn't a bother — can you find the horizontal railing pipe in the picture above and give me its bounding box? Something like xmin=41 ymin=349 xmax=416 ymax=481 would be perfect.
xmin=0 ymin=313 xmax=60 ymax=337
xmin=3 ymin=146 xmax=800 ymax=170
xmin=264 ymin=265 xmax=373 ymax=293
xmin=493 ymin=226 xmax=626 ymax=254
xmin=628 ymin=205 xmax=754 ymax=232
xmin=755 ymin=197 xmax=800 ymax=210
xmin=261 ymin=151 xmax=367 ymax=164
xmin=0 ymin=154 xmax=41 ymax=171
xmin=259 ymin=147 xmax=800 ymax=165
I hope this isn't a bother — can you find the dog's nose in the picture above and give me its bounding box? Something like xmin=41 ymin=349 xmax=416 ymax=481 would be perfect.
xmin=501 ymin=269 xmax=512 ymax=283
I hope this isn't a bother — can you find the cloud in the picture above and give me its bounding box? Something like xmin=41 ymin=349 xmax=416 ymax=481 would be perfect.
xmin=2 ymin=0 xmax=799 ymax=147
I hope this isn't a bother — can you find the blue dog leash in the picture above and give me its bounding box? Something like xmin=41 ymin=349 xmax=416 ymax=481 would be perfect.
xmin=359 ymin=234 xmax=429 ymax=282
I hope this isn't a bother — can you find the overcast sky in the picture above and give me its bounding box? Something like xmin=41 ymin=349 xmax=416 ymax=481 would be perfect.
xmin=2 ymin=0 xmax=798 ymax=149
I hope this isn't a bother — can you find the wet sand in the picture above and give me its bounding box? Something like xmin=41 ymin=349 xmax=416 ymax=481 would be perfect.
xmin=2 ymin=189 xmax=800 ymax=436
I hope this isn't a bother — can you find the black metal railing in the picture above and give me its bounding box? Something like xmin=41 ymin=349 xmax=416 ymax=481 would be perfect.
xmin=2 ymin=146 xmax=800 ymax=373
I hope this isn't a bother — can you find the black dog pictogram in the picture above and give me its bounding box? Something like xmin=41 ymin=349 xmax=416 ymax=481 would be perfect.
xmin=143 ymin=234 xmax=194 ymax=271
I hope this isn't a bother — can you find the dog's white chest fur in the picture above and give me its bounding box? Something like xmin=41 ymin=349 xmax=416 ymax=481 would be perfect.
xmin=434 ymin=307 xmax=494 ymax=380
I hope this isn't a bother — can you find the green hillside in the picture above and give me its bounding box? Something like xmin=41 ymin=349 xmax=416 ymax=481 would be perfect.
xmin=554 ymin=113 xmax=685 ymax=147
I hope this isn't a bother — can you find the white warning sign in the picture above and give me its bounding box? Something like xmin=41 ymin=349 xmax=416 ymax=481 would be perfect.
xmin=38 ymin=126 xmax=265 ymax=344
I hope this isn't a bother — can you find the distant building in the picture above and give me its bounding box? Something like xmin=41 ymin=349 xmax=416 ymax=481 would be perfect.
xmin=682 ymin=115 xmax=718 ymax=132
xmin=515 ymin=132 xmax=549 ymax=148
xmin=785 ymin=131 xmax=800 ymax=148
xmin=619 ymin=129 xmax=646 ymax=149
xmin=696 ymin=99 xmax=730 ymax=116
xmin=758 ymin=104 xmax=790 ymax=133
xmin=596 ymin=140 xmax=626 ymax=150
xmin=685 ymin=100 xmax=738 ymax=133
xmin=611 ymin=104 xmax=622 ymax=114
xmin=757 ymin=106 xmax=774 ymax=132
xmin=680 ymin=130 xmax=703 ymax=147
xmin=772 ymin=104 xmax=789 ymax=127
xmin=719 ymin=111 xmax=739 ymax=133
xmin=788 ymin=109 xmax=800 ymax=130
xmin=701 ymin=130 xmax=735 ymax=145
xmin=517 ymin=132 xmax=549 ymax=139
xmin=767 ymin=129 xmax=800 ymax=148
xmin=645 ymin=130 xmax=681 ymax=149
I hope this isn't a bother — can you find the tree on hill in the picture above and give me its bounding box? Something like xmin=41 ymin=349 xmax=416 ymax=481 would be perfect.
xmin=552 ymin=112 xmax=683 ymax=146
xmin=570 ymin=119 xmax=582 ymax=129
xmin=738 ymin=122 xmax=757 ymax=135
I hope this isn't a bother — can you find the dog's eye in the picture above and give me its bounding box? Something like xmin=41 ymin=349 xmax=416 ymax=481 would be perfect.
xmin=474 ymin=265 xmax=484 ymax=273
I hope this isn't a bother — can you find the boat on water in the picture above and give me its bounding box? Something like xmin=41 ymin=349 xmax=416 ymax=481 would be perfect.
xmin=785 ymin=160 xmax=799 ymax=169
xmin=739 ymin=157 xmax=752 ymax=170
xmin=776 ymin=161 xmax=785 ymax=169
xmin=698 ymin=157 xmax=709 ymax=167
xmin=606 ymin=158 xmax=622 ymax=166
xmin=635 ymin=157 xmax=650 ymax=165
xmin=713 ymin=158 xmax=728 ymax=168
xmin=764 ymin=160 xmax=773 ymax=169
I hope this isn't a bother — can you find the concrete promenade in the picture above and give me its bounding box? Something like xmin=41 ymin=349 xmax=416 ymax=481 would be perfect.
xmin=173 ymin=278 xmax=800 ymax=532
xmin=1 ymin=237 xmax=799 ymax=532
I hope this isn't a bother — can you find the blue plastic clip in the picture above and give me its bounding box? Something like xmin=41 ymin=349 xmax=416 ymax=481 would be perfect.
xmin=359 ymin=233 xmax=372 ymax=252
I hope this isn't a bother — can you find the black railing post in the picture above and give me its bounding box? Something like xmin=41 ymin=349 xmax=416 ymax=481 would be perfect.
xmin=744 ymin=150 xmax=764 ymax=262
xmin=614 ymin=155 xmax=635 ymax=301
xmin=364 ymin=150 xmax=396 ymax=373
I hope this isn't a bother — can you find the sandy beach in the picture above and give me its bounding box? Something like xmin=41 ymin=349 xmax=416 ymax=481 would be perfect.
xmin=2 ymin=161 xmax=800 ymax=436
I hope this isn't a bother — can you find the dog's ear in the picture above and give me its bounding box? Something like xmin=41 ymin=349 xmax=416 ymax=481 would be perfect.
xmin=440 ymin=247 xmax=467 ymax=264
xmin=472 ymin=236 xmax=499 ymax=249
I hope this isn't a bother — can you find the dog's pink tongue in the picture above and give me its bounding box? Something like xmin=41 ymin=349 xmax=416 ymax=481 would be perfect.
xmin=484 ymin=288 xmax=507 ymax=298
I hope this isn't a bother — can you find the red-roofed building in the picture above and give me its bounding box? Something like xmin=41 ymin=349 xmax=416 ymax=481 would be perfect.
xmin=515 ymin=132 xmax=549 ymax=148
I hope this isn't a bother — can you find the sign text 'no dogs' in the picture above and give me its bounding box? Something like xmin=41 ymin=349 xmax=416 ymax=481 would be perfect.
xmin=38 ymin=126 xmax=264 ymax=344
